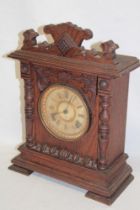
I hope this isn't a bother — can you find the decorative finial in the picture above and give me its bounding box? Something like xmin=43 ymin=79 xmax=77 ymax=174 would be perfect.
xmin=22 ymin=29 xmax=39 ymax=49
xmin=101 ymin=40 xmax=119 ymax=59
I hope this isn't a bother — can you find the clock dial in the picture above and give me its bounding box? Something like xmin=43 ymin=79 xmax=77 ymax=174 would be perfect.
xmin=38 ymin=85 xmax=90 ymax=141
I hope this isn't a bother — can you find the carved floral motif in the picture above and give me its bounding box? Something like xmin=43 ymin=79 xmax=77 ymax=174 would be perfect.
xmin=28 ymin=142 xmax=97 ymax=170
xmin=44 ymin=22 xmax=93 ymax=46
xmin=34 ymin=66 xmax=97 ymax=107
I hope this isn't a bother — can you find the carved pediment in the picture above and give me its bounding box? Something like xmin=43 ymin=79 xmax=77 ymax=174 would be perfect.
xmin=21 ymin=22 xmax=119 ymax=63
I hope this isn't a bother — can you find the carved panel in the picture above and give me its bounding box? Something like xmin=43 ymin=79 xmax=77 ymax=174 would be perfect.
xmin=28 ymin=142 xmax=97 ymax=170
xmin=34 ymin=66 xmax=97 ymax=108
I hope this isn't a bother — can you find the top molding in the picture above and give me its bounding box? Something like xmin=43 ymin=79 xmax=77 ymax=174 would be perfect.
xmin=8 ymin=22 xmax=140 ymax=78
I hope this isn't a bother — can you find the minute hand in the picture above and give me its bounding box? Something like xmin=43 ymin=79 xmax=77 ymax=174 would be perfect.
xmin=65 ymin=95 xmax=75 ymax=110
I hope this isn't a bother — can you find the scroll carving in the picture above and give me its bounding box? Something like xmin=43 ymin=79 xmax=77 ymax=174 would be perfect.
xmin=28 ymin=142 xmax=97 ymax=170
xmin=34 ymin=67 xmax=50 ymax=91
xmin=19 ymin=23 xmax=119 ymax=64
xmin=34 ymin=66 xmax=97 ymax=107
xmin=44 ymin=22 xmax=93 ymax=46
xmin=16 ymin=22 xmax=120 ymax=66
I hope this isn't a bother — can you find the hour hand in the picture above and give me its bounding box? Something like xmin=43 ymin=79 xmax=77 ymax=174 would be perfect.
xmin=68 ymin=95 xmax=75 ymax=104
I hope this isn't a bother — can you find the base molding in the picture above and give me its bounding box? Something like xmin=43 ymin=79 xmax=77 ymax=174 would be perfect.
xmin=9 ymin=145 xmax=134 ymax=205
xmin=85 ymin=174 xmax=134 ymax=205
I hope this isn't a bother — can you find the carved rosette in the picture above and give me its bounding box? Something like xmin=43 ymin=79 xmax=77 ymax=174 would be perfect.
xmin=29 ymin=142 xmax=97 ymax=170
xmin=21 ymin=63 xmax=34 ymax=147
xmin=98 ymin=79 xmax=111 ymax=170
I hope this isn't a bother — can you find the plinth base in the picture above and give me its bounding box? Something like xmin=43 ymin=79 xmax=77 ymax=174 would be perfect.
xmin=86 ymin=174 xmax=134 ymax=205
xmin=9 ymin=164 xmax=33 ymax=176
xmin=8 ymin=145 xmax=134 ymax=205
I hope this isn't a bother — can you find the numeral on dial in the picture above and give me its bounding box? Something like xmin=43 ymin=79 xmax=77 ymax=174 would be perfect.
xmin=78 ymin=114 xmax=84 ymax=118
xmin=75 ymin=120 xmax=82 ymax=128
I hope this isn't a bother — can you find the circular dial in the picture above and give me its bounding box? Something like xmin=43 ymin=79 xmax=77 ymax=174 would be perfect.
xmin=38 ymin=85 xmax=90 ymax=141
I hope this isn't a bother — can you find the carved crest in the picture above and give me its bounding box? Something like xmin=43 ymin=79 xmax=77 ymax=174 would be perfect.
xmin=44 ymin=22 xmax=93 ymax=46
xmin=21 ymin=22 xmax=119 ymax=63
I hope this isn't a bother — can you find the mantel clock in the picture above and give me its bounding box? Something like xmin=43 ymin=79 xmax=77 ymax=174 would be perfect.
xmin=8 ymin=22 xmax=140 ymax=205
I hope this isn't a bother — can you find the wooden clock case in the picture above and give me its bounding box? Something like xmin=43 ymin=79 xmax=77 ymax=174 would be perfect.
xmin=8 ymin=22 xmax=140 ymax=205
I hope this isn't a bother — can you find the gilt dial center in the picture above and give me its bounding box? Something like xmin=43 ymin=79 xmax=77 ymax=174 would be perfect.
xmin=58 ymin=102 xmax=75 ymax=121
xmin=63 ymin=109 xmax=68 ymax=114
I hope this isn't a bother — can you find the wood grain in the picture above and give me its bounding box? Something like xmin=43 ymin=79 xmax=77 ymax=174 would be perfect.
xmin=8 ymin=22 xmax=139 ymax=205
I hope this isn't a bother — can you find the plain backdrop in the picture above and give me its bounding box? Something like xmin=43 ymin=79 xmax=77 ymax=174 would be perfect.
xmin=0 ymin=0 xmax=140 ymax=210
